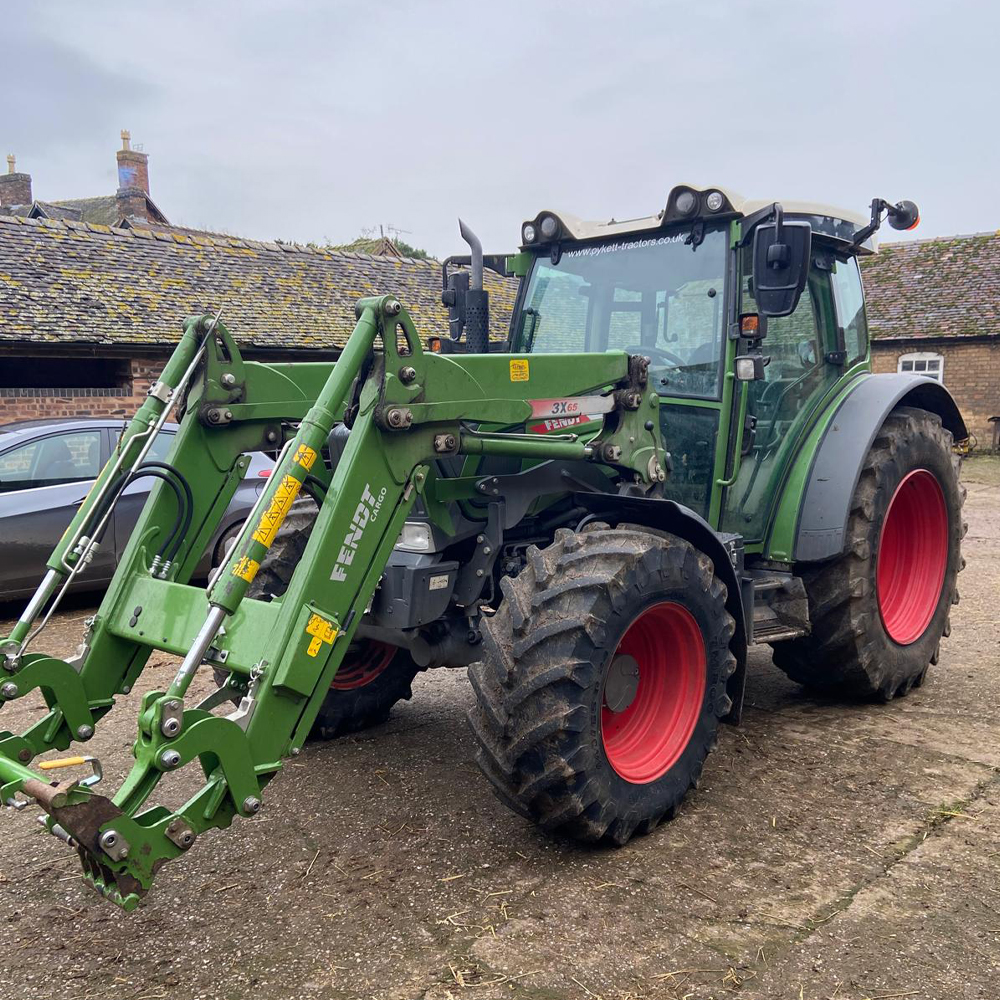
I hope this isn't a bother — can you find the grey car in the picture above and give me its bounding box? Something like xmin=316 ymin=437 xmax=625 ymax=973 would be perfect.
xmin=0 ymin=417 xmax=273 ymax=601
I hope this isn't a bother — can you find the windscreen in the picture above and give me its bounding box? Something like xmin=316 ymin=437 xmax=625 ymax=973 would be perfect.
xmin=516 ymin=226 xmax=728 ymax=399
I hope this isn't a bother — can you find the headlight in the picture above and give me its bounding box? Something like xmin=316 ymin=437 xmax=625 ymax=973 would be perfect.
xmin=522 ymin=222 xmax=538 ymax=243
xmin=705 ymin=190 xmax=725 ymax=212
xmin=674 ymin=190 xmax=697 ymax=216
xmin=394 ymin=521 xmax=433 ymax=552
xmin=539 ymin=215 xmax=559 ymax=239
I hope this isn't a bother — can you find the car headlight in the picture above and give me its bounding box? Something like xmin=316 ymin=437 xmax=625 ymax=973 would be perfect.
xmin=522 ymin=222 xmax=538 ymax=244
xmin=539 ymin=215 xmax=559 ymax=239
xmin=705 ymin=190 xmax=725 ymax=212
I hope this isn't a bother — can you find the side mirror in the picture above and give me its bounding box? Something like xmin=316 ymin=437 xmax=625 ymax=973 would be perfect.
xmin=886 ymin=199 xmax=919 ymax=231
xmin=752 ymin=213 xmax=812 ymax=317
xmin=442 ymin=270 xmax=469 ymax=342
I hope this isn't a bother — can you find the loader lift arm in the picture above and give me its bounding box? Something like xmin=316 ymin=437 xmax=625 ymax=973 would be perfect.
xmin=0 ymin=295 xmax=666 ymax=909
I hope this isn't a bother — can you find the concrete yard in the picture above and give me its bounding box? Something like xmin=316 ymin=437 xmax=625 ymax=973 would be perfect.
xmin=0 ymin=459 xmax=997 ymax=1000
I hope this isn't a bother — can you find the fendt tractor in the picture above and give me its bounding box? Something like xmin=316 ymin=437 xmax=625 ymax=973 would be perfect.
xmin=0 ymin=186 xmax=965 ymax=909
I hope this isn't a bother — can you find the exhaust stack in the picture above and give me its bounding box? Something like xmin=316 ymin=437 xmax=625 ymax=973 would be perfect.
xmin=458 ymin=219 xmax=489 ymax=353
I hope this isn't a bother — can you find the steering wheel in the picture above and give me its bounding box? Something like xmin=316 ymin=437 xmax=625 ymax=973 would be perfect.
xmin=626 ymin=345 xmax=686 ymax=367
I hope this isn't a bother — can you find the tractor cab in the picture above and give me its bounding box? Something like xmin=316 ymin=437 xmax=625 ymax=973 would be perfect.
xmin=493 ymin=186 xmax=920 ymax=547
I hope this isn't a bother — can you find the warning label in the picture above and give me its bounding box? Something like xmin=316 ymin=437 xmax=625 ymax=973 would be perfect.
xmin=293 ymin=444 xmax=318 ymax=471
xmin=304 ymin=612 xmax=338 ymax=658
xmin=232 ymin=555 xmax=260 ymax=583
xmin=509 ymin=358 xmax=530 ymax=382
xmin=252 ymin=474 xmax=303 ymax=549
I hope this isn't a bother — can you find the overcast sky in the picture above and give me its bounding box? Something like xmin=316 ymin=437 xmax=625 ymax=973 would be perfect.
xmin=6 ymin=1 xmax=998 ymax=257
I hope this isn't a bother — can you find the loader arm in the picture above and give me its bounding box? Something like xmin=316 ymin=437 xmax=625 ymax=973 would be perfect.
xmin=0 ymin=295 xmax=666 ymax=909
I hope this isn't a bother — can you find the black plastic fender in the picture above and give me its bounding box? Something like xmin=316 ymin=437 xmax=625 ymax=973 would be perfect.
xmin=793 ymin=373 xmax=966 ymax=562
xmin=572 ymin=492 xmax=749 ymax=724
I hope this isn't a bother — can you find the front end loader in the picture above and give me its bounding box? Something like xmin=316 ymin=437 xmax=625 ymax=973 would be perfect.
xmin=0 ymin=186 xmax=966 ymax=909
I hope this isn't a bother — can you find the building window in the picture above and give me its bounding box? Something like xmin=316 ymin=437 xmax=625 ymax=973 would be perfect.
xmin=0 ymin=356 xmax=132 ymax=398
xmin=898 ymin=352 xmax=944 ymax=383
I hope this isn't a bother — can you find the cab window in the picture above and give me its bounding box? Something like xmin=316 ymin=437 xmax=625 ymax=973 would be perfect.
xmin=517 ymin=226 xmax=728 ymax=399
xmin=830 ymin=256 xmax=868 ymax=364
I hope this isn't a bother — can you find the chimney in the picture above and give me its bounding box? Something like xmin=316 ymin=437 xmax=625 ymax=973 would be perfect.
xmin=0 ymin=154 xmax=33 ymax=209
xmin=115 ymin=130 xmax=151 ymax=221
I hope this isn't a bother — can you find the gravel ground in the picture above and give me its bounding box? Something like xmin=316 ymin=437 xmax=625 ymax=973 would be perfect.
xmin=0 ymin=469 xmax=997 ymax=1000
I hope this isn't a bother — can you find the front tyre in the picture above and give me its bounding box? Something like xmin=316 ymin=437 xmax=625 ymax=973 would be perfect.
xmin=772 ymin=406 xmax=965 ymax=699
xmin=468 ymin=526 xmax=736 ymax=846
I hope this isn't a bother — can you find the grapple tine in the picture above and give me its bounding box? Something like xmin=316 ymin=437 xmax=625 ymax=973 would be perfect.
xmin=78 ymin=849 xmax=143 ymax=911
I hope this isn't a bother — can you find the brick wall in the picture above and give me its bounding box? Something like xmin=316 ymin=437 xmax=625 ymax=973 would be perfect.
xmin=0 ymin=356 xmax=161 ymax=424
xmin=872 ymin=338 xmax=1000 ymax=445
xmin=0 ymin=351 xmax=323 ymax=425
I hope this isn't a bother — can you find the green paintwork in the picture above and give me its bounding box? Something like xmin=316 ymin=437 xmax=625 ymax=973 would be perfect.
xmin=764 ymin=369 xmax=870 ymax=561
xmin=507 ymin=252 xmax=532 ymax=278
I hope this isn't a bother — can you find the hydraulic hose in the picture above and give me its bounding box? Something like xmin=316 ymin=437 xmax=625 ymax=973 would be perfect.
xmin=88 ymin=465 xmax=191 ymax=562
xmin=140 ymin=462 xmax=195 ymax=561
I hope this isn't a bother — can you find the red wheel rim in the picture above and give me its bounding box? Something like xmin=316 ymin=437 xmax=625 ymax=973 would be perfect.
xmin=331 ymin=641 xmax=395 ymax=691
xmin=877 ymin=469 xmax=948 ymax=645
xmin=600 ymin=601 xmax=706 ymax=784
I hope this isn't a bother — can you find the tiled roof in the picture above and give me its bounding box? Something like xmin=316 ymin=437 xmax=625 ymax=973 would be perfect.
xmin=0 ymin=214 xmax=516 ymax=351
xmin=1 ymin=195 xmax=168 ymax=228
xmin=861 ymin=230 xmax=1000 ymax=340
xmin=332 ymin=236 xmax=405 ymax=258
xmin=40 ymin=196 xmax=120 ymax=226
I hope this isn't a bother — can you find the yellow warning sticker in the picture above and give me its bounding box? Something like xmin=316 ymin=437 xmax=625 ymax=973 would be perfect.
xmin=252 ymin=474 xmax=303 ymax=548
xmin=232 ymin=555 xmax=260 ymax=583
xmin=293 ymin=444 xmax=318 ymax=472
xmin=509 ymin=358 xmax=530 ymax=382
xmin=304 ymin=612 xmax=338 ymax=657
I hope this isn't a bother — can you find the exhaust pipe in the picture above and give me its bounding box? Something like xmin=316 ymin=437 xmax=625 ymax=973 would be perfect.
xmin=458 ymin=219 xmax=490 ymax=354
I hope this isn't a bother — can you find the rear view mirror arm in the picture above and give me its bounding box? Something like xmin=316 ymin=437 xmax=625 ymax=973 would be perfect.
xmin=849 ymin=197 xmax=921 ymax=251
xmin=738 ymin=202 xmax=783 ymax=247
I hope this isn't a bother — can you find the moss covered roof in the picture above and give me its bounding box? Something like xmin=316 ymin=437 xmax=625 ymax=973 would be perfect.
xmin=5 ymin=212 xmax=991 ymax=352
xmin=861 ymin=230 xmax=1000 ymax=340
xmin=0 ymin=214 xmax=515 ymax=351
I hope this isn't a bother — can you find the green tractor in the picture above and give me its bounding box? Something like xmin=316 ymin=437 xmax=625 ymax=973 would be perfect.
xmin=0 ymin=186 xmax=965 ymax=908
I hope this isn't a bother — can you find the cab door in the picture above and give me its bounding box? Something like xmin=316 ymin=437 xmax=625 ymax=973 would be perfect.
xmin=721 ymin=249 xmax=848 ymax=544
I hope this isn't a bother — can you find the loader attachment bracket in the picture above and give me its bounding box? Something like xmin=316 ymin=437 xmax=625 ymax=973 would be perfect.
xmin=0 ymin=653 xmax=97 ymax=753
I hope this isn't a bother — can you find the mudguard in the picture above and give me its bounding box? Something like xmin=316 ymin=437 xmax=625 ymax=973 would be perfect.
xmin=572 ymin=492 xmax=750 ymax=724
xmin=791 ymin=373 xmax=966 ymax=563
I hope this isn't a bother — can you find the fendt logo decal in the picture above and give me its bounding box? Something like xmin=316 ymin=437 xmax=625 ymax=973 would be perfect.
xmin=330 ymin=483 xmax=386 ymax=582
xmin=528 ymin=414 xmax=596 ymax=434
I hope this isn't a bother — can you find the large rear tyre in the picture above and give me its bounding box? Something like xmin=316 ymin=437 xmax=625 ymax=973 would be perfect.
xmin=772 ymin=406 xmax=965 ymax=699
xmin=468 ymin=525 xmax=737 ymax=845
xmin=214 ymin=506 xmax=420 ymax=739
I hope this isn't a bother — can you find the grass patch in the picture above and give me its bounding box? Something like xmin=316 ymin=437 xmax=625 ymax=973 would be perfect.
xmin=962 ymin=453 xmax=1000 ymax=486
